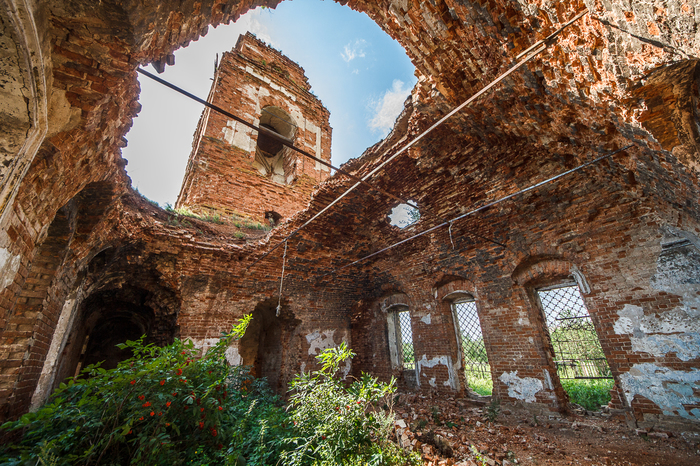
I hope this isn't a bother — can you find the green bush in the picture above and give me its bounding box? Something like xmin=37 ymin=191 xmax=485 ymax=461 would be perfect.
xmin=561 ymin=378 xmax=614 ymax=411
xmin=1 ymin=321 xmax=416 ymax=466
xmin=1 ymin=316 xmax=257 ymax=465
xmin=281 ymin=342 xmax=419 ymax=466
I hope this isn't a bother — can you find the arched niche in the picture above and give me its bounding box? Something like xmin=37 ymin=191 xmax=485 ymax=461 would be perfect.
xmin=253 ymin=106 xmax=298 ymax=185
xmin=237 ymin=298 xmax=284 ymax=391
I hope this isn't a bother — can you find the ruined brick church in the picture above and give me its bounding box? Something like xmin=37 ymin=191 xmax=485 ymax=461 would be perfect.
xmin=1 ymin=0 xmax=699 ymax=440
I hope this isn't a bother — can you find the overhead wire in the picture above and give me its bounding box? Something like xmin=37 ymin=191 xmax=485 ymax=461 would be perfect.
xmin=322 ymin=144 xmax=634 ymax=277
xmin=245 ymin=8 xmax=590 ymax=271
xmin=136 ymin=67 xmax=412 ymax=207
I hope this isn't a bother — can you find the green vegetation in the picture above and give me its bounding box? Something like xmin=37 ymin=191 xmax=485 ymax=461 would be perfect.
xmin=401 ymin=343 xmax=415 ymax=370
xmin=561 ymin=378 xmax=614 ymax=411
xmin=165 ymin=204 xmax=224 ymax=224
xmin=134 ymin=188 xmax=160 ymax=208
xmin=282 ymin=342 xmax=419 ymax=466
xmin=467 ymin=375 xmax=493 ymax=396
xmin=1 ymin=320 xmax=417 ymax=466
xmin=485 ymin=398 xmax=500 ymax=422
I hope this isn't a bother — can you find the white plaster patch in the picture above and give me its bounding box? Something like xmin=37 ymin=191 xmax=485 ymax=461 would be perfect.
xmin=421 ymin=313 xmax=432 ymax=325
xmin=188 ymin=338 xmax=220 ymax=356
xmin=631 ymin=333 xmax=700 ymax=361
xmin=650 ymin=236 xmax=700 ymax=317
xmin=499 ymin=371 xmax=544 ymax=403
xmin=224 ymin=345 xmax=242 ymax=366
xmin=221 ymin=120 xmax=253 ymax=150
xmin=619 ymin=363 xmax=700 ymax=420
xmin=0 ymin=247 xmax=21 ymax=292
xmin=305 ymin=329 xmax=336 ymax=355
xmin=614 ymin=316 xmax=634 ymax=335
xmin=428 ymin=377 xmax=437 ymax=387
xmin=416 ymin=354 xmax=458 ymax=390
xmin=615 ymin=304 xmax=700 ymax=360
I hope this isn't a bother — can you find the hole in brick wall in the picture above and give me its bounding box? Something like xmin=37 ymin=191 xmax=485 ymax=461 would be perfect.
xmin=388 ymin=202 xmax=420 ymax=229
xmin=265 ymin=210 xmax=282 ymax=227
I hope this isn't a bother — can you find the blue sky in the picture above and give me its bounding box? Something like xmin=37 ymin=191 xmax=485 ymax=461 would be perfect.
xmin=122 ymin=0 xmax=417 ymax=207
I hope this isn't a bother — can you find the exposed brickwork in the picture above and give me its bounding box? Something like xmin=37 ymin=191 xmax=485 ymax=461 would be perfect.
xmin=0 ymin=0 xmax=699 ymax=434
xmin=176 ymin=33 xmax=332 ymax=223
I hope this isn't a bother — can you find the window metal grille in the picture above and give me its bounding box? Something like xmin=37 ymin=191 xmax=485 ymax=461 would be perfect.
xmin=453 ymin=300 xmax=491 ymax=380
xmin=537 ymin=284 xmax=612 ymax=379
xmin=397 ymin=310 xmax=415 ymax=370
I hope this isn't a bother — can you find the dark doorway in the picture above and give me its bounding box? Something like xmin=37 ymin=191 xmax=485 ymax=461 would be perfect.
xmin=238 ymin=299 xmax=283 ymax=391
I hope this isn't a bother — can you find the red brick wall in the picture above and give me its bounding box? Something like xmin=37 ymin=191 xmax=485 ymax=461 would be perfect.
xmin=176 ymin=33 xmax=332 ymax=223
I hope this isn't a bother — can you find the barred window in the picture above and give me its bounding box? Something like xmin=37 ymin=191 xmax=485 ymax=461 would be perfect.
xmin=451 ymin=298 xmax=491 ymax=392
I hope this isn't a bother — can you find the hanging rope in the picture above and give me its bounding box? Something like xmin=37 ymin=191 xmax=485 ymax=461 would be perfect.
xmin=276 ymin=240 xmax=288 ymax=317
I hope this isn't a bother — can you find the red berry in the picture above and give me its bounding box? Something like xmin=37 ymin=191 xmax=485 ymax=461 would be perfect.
xmin=218 ymin=406 xmax=223 ymax=411
xmin=198 ymin=421 xmax=204 ymax=429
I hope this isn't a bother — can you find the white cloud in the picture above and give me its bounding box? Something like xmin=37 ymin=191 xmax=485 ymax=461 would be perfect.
xmin=368 ymin=80 xmax=412 ymax=136
xmin=341 ymin=39 xmax=367 ymax=62
xmin=237 ymin=9 xmax=274 ymax=46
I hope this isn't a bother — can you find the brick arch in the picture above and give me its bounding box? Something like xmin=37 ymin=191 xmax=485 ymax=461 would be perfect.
xmin=435 ymin=278 xmax=478 ymax=302
xmin=378 ymin=292 xmax=410 ymax=313
xmin=511 ymin=256 xmax=590 ymax=294
xmin=0 ymin=201 xmax=76 ymax=421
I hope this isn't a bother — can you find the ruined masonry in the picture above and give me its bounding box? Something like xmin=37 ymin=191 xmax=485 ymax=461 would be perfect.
xmin=1 ymin=0 xmax=700 ymax=438
xmin=176 ymin=33 xmax=332 ymax=224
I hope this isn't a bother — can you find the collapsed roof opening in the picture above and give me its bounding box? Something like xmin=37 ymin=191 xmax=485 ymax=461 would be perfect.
xmin=121 ymin=2 xmax=416 ymax=208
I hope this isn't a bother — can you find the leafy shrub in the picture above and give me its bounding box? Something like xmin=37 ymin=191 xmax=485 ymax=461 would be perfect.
xmin=280 ymin=342 xmax=419 ymax=466
xmin=1 ymin=321 xmax=416 ymax=466
xmin=1 ymin=316 xmax=261 ymax=465
xmin=561 ymin=378 xmax=614 ymax=411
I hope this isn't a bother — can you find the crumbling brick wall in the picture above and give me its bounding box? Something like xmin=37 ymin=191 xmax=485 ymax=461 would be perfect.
xmin=176 ymin=33 xmax=332 ymax=223
xmin=0 ymin=0 xmax=699 ymax=434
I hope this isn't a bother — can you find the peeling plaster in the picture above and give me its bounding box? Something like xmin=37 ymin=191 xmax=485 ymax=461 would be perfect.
xmin=650 ymin=231 xmax=700 ymax=317
xmin=305 ymin=330 xmax=351 ymax=379
xmin=619 ymin=363 xmax=700 ymax=420
xmin=0 ymin=247 xmax=20 ymax=292
xmin=614 ymin=304 xmax=700 ymax=360
xmin=189 ymin=338 xmax=241 ymax=366
xmin=421 ymin=313 xmax=431 ymax=325
xmin=305 ymin=329 xmax=336 ymax=355
xmin=224 ymin=345 xmax=241 ymax=366
xmin=416 ymin=354 xmax=458 ymax=390
xmin=499 ymin=371 xmax=543 ymax=403
xmin=222 ymin=120 xmax=253 ymax=151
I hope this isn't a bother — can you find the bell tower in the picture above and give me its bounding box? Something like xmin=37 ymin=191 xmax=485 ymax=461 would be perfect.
xmin=176 ymin=33 xmax=332 ymax=224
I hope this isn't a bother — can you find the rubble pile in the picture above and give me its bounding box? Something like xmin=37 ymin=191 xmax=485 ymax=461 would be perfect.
xmin=389 ymin=393 xmax=699 ymax=466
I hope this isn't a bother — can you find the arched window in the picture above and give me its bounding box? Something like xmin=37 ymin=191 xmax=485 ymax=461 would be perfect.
xmin=253 ymin=106 xmax=298 ymax=185
xmin=448 ymin=294 xmax=491 ymax=392
xmin=535 ymin=281 xmax=611 ymax=381
xmin=386 ymin=305 xmax=415 ymax=371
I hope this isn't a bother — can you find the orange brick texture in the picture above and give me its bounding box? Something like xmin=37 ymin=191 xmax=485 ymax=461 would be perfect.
xmin=0 ymin=0 xmax=699 ymax=435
